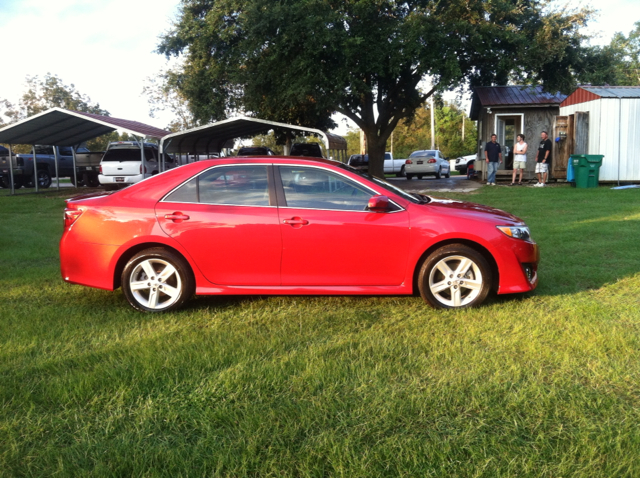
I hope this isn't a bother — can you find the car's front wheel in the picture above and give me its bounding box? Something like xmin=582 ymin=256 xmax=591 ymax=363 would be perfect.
xmin=418 ymin=244 xmax=492 ymax=309
xmin=396 ymin=166 xmax=406 ymax=178
xmin=122 ymin=248 xmax=195 ymax=312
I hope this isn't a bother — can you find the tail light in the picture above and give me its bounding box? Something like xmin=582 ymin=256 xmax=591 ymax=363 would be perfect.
xmin=140 ymin=165 xmax=148 ymax=174
xmin=64 ymin=208 xmax=84 ymax=228
xmin=427 ymin=158 xmax=437 ymax=163
xmin=99 ymin=165 xmax=103 ymax=174
xmin=405 ymin=160 xmax=412 ymax=164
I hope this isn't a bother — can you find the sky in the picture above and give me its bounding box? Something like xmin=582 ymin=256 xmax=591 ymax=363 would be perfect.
xmin=0 ymin=0 xmax=639 ymax=136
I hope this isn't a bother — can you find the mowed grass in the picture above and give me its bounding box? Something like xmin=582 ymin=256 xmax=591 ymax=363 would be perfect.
xmin=1 ymin=185 xmax=640 ymax=477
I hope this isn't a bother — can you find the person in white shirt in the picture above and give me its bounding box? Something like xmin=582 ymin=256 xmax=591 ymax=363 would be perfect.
xmin=511 ymin=134 xmax=527 ymax=185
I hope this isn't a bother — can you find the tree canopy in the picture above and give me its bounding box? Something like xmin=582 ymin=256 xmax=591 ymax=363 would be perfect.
xmin=159 ymin=0 xmax=594 ymax=177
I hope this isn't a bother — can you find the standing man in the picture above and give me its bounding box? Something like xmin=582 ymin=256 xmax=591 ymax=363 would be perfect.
xmin=484 ymin=134 xmax=502 ymax=186
xmin=536 ymin=131 xmax=552 ymax=187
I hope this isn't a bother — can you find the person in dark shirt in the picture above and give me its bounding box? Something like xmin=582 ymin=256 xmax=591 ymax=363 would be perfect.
xmin=484 ymin=134 xmax=502 ymax=186
xmin=535 ymin=131 xmax=552 ymax=187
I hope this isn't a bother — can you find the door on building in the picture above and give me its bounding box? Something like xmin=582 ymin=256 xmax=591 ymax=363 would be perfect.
xmin=496 ymin=115 xmax=523 ymax=171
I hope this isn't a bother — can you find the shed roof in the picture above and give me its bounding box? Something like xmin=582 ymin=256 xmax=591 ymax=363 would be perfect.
xmin=580 ymin=86 xmax=640 ymax=98
xmin=161 ymin=116 xmax=347 ymax=154
xmin=470 ymin=86 xmax=567 ymax=120
xmin=560 ymin=86 xmax=640 ymax=108
xmin=0 ymin=107 xmax=170 ymax=146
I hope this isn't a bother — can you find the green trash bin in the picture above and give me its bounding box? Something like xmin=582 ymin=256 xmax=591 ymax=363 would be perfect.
xmin=571 ymin=154 xmax=604 ymax=188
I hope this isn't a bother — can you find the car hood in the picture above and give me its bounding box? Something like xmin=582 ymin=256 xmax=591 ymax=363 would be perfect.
xmin=424 ymin=196 xmax=525 ymax=225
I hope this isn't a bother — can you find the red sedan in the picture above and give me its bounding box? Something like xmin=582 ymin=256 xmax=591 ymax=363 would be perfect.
xmin=60 ymin=157 xmax=538 ymax=312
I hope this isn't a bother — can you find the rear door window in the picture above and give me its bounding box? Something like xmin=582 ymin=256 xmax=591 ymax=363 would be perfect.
xmin=164 ymin=165 xmax=270 ymax=207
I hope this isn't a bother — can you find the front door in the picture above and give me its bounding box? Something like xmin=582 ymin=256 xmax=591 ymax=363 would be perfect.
xmin=276 ymin=165 xmax=410 ymax=286
xmin=156 ymin=164 xmax=282 ymax=286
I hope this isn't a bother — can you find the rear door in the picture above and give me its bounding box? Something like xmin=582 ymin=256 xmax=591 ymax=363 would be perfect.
xmin=156 ymin=164 xmax=282 ymax=286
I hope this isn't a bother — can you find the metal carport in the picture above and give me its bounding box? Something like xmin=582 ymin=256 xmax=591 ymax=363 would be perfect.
xmin=0 ymin=107 xmax=170 ymax=195
xmin=160 ymin=116 xmax=348 ymax=166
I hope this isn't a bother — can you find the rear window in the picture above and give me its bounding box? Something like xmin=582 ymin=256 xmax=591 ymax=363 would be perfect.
xmin=409 ymin=150 xmax=436 ymax=158
xmin=102 ymin=148 xmax=155 ymax=162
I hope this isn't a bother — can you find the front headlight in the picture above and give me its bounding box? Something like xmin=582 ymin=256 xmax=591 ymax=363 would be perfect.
xmin=496 ymin=225 xmax=532 ymax=241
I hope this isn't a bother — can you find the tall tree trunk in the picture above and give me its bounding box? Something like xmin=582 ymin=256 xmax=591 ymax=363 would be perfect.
xmin=366 ymin=135 xmax=387 ymax=179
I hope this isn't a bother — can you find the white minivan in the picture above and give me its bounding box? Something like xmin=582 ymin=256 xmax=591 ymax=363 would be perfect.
xmin=98 ymin=142 xmax=175 ymax=190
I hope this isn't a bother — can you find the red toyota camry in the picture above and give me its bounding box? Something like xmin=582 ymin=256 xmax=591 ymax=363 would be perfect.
xmin=60 ymin=157 xmax=538 ymax=312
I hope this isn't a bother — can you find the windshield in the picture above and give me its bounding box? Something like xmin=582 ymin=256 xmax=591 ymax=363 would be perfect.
xmin=336 ymin=163 xmax=428 ymax=204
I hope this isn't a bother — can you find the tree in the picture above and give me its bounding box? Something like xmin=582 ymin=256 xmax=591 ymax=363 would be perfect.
xmin=143 ymin=70 xmax=199 ymax=132
xmin=158 ymin=0 xmax=594 ymax=178
xmin=0 ymin=73 xmax=111 ymax=152
xmin=608 ymin=22 xmax=640 ymax=86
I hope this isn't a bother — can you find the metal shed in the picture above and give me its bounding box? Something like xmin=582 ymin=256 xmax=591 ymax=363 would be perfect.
xmin=160 ymin=116 xmax=348 ymax=163
xmin=559 ymin=86 xmax=640 ymax=182
xmin=0 ymin=108 xmax=170 ymax=194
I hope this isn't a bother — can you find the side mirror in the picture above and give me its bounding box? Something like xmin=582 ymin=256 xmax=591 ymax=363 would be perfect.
xmin=367 ymin=194 xmax=390 ymax=212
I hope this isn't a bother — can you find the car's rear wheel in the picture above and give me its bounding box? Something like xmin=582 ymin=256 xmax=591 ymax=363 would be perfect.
xmin=406 ymin=173 xmax=413 ymax=180
xmin=84 ymin=173 xmax=100 ymax=187
xmin=1 ymin=175 xmax=23 ymax=189
xmin=122 ymin=248 xmax=195 ymax=312
xmin=418 ymin=244 xmax=492 ymax=309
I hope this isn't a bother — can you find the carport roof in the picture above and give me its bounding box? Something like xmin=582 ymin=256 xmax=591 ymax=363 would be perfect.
xmin=160 ymin=116 xmax=347 ymax=153
xmin=0 ymin=107 xmax=170 ymax=146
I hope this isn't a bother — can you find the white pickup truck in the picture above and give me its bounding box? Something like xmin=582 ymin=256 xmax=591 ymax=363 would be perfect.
xmin=347 ymin=152 xmax=407 ymax=177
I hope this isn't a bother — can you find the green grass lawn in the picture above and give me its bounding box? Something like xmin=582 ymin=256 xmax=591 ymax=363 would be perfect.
xmin=1 ymin=185 xmax=640 ymax=477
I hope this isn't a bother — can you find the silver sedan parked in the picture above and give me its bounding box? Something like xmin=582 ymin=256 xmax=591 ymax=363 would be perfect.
xmin=405 ymin=150 xmax=451 ymax=179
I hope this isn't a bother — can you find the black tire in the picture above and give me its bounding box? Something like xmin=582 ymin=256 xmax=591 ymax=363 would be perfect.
xmin=25 ymin=169 xmax=52 ymax=188
xmin=86 ymin=174 xmax=100 ymax=187
xmin=396 ymin=166 xmax=406 ymax=178
xmin=444 ymin=169 xmax=450 ymax=179
xmin=418 ymin=244 xmax=492 ymax=309
xmin=70 ymin=175 xmax=85 ymax=187
xmin=406 ymin=174 xmax=413 ymax=180
xmin=1 ymin=175 xmax=23 ymax=189
xmin=122 ymin=248 xmax=195 ymax=312
xmin=417 ymin=174 xmax=424 ymax=180
xmin=459 ymin=167 xmax=467 ymax=176
xmin=435 ymin=168 xmax=441 ymax=179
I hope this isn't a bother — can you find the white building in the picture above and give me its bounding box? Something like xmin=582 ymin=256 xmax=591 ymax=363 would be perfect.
xmin=559 ymin=86 xmax=640 ymax=182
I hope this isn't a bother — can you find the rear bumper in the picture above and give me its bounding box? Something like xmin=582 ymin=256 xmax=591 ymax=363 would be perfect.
xmin=99 ymin=173 xmax=145 ymax=185
xmin=406 ymin=164 xmax=438 ymax=174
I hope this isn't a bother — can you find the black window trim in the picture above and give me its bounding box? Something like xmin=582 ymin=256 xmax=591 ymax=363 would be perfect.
xmin=273 ymin=163 xmax=405 ymax=214
xmin=160 ymin=163 xmax=277 ymax=208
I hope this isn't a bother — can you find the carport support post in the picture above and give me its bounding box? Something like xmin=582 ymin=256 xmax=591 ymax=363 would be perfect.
xmin=71 ymin=147 xmax=78 ymax=189
xmin=8 ymin=144 xmax=15 ymax=195
xmin=32 ymin=145 xmax=39 ymax=193
xmin=137 ymin=136 xmax=145 ymax=180
xmin=53 ymin=147 xmax=60 ymax=191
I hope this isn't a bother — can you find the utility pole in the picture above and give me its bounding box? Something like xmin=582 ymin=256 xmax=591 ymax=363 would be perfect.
xmin=430 ymin=95 xmax=435 ymax=150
